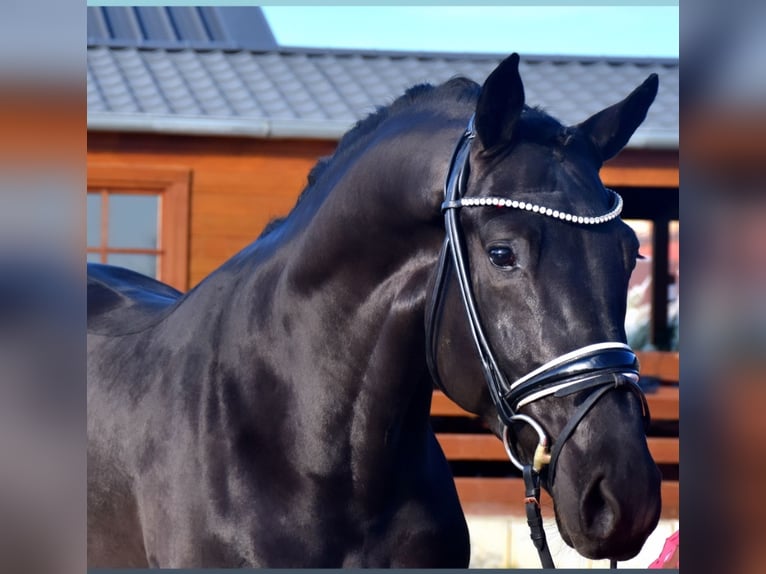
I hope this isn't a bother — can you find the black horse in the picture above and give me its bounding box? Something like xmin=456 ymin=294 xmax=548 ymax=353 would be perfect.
xmin=87 ymin=54 xmax=662 ymax=568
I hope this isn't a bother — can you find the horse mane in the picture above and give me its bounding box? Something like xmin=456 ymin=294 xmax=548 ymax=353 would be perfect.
xmin=259 ymin=77 xmax=481 ymax=238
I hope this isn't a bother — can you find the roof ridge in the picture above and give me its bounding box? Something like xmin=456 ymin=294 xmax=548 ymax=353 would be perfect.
xmin=86 ymin=43 xmax=679 ymax=68
xmin=267 ymin=45 xmax=679 ymax=66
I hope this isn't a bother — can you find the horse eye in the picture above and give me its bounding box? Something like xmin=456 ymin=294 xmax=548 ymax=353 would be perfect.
xmin=488 ymin=245 xmax=517 ymax=269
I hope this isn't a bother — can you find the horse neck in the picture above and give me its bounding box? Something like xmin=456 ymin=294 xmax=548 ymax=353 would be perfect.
xmin=158 ymin=114 xmax=471 ymax=502
xmin=235 ymin=118 xmax=460 ymax=456
xmin=276 ymin=119 xmax=458 ymax=383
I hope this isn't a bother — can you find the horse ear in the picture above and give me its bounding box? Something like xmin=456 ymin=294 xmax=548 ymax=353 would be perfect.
xmin=474 ymin=53 xmax=525 ymax=150
xmin=577 ymin=73 xmax=659 ymax=162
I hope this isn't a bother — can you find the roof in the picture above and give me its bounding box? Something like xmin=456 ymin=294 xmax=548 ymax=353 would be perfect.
xmin=87 ymin=7 xmax=678 ymax=149
xmin=87 ymin=6 xmax=277 ymax=51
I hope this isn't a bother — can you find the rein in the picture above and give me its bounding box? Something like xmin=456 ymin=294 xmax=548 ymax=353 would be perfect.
xmin=425 ymin=116 xmax=651 ymax=569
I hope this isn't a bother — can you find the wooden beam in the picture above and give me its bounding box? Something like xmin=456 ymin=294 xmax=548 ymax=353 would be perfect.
xmin=635 ymin=351 xmax=680 ymax=382
xmin=431 ymin=391 xmax=476 ymax=417
xmin=436 ymin=434 xmax=678 ymax=465
xmin=645 ymin=386 xmax=679 ymax=421
xmin=432 ymin=385 xmax=679 ymax=421
xmin=651 ymin=218 xmax=671 ymax=349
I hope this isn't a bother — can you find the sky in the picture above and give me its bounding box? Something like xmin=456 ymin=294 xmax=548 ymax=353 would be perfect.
xmin=262 ymin=6 xmax=679 ymax=59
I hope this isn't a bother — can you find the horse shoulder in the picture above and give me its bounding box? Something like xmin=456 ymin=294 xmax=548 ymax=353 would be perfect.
xmin=87 ymin=263 xmax=182 ymax=336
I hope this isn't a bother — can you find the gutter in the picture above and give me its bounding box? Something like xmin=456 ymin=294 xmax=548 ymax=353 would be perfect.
xmin=87 ymin=112 xmax=678 ymax=149
xmin=87 ymin=113 xmax=353 ymax=140
xmin=624 ymin=129 xmax=679 ymax=150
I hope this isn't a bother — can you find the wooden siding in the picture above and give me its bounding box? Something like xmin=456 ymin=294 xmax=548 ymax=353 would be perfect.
xmin=88 ymin=132 xmax=336 ymax=288
xmin=600 ymin=149 xmax=679 ymax=188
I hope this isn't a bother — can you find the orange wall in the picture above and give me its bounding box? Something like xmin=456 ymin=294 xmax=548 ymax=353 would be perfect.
xmin=88 ymin=132 xmax=336 ymax=287
xmin=601 ymin=148 xmax=679 ymax=188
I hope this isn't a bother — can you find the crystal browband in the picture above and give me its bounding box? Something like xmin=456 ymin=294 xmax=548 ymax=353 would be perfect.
xmin=442 ymin=189 xmax=624 ymax=226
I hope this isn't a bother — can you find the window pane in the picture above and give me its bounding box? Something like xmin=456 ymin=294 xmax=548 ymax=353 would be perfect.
xmin=669 ymin=220 xmax=679 ymax=350
xmin=108 ymin=194 xmax=159 ymax=249
xmin=106 ymin=253 xmax=157 ymax=278
xmin=87 ymin=193 xmax=101 ymax=247
xmin=624 ymin=220 xmax=654 ymax=350
xmin=87 ymin=252 xmax=102 ymax=264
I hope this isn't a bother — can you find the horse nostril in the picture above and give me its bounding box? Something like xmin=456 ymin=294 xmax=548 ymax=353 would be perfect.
xmin=580 ymin=477 xmax=619 ymax=539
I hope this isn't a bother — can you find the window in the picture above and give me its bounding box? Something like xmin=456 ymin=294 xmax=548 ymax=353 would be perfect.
xmin=624 ymin=218 xmax=679 ymax=351
xmin=86 ymin=164 xmax=191 ymax=291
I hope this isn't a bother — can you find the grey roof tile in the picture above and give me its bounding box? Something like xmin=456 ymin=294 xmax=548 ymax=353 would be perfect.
xmin=88 ymin=47 xmax=678 ymax=147
xmin=87 ymin=6 xmax=277 ymax=51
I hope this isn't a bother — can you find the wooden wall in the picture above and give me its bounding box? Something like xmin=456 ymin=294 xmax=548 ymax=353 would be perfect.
xmin=87 ymin=132 xmax=677 ymax=289
xmin=88 ymin=132 xmax=336 ymax=288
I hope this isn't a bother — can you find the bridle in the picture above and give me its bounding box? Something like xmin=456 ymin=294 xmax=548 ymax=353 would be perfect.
xmin=424 ymin=115 xmax=651 ymax=569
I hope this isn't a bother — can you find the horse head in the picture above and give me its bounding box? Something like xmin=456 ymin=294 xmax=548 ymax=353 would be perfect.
xmin=428 ymin=54 xmax=662 ymax=561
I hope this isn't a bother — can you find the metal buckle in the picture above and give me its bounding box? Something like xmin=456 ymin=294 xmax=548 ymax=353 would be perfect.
xmin=502 ymin=414 xmax=551 ymax=473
